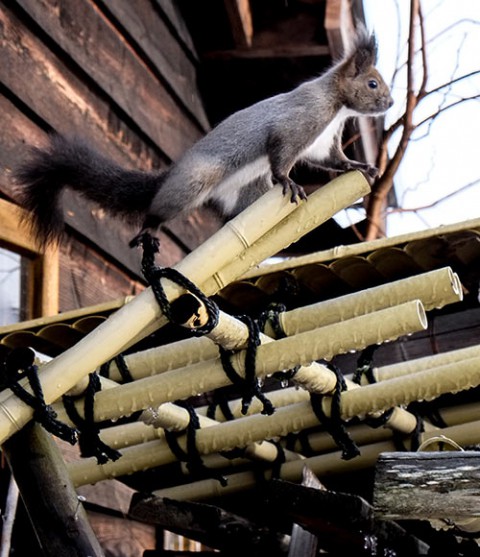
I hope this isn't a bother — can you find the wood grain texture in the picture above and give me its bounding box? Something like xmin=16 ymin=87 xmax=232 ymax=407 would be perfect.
xmin=14 ymin=0 xmax=204 ymax=159
xmin=374 ymin=451 xmax=480 ymax=520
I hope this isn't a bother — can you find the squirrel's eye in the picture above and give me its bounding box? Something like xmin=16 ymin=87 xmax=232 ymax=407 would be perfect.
xmin=368 ymin=79 xmax=378 ymax=89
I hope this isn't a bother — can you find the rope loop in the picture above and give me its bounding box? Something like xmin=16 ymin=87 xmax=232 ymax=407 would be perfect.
xmin=257 ymin=303 xmax=299 ymax=385
xmin=131 ymin=232 xmax=219 ymax=336
xmin=164 ymin=401 xmax=228 ymax=486
xmin=4 ymin=348 xmax=78 ymax=445
xmin=219 ymin=315 xmax=274 ymax=416
xmin=352 ymin=344 xmax=379 ymax=385
xmin=63 ymin=372 xmax=122 ymax=464
xmin=310 ymin=363 xmax=360 ymax=460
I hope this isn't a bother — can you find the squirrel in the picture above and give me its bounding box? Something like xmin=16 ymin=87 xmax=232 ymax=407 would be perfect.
xmin=15 ymin=23 xmax=393 ymax=248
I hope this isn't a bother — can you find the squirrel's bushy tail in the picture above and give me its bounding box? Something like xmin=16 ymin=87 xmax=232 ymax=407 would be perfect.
xmin=14 ymin=134 xmax=163 ymax=247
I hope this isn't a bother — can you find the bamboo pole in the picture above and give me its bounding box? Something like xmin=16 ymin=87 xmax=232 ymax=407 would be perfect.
xmin=150 ymin=418 xmax=480 ymax=502
xmin=102 ymin=266 xmax=460 ymax=383
xmin=202 ymin=172 xmax=369 ymax=293
xmin=68 ymin=301 xmax=427 ymax=424
xmin=267 ymin=266 xmax=462 ymax=337
xmin=68 ymin=351 xmax=480 ymax=487
xmin=0 ymin=172 xmax=369 ymax=444
xmin=373 ymin=344 xmax=480 ymax=383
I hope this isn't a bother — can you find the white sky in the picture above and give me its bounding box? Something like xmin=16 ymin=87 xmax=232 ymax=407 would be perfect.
xmin=361 ymin=0 xmax=480 ymax=236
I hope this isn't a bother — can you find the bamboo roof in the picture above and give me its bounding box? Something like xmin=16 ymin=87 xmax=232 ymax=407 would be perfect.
xmin=1 ymin=217 xmax=480 ymax=357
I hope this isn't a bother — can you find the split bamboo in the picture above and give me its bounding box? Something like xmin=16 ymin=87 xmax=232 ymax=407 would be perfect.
xmin=0 ymin=172 xmax=370 ymax=444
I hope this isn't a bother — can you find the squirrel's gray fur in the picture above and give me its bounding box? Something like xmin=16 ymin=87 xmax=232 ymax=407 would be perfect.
xmin=15 ymin=23 xmax=393 ymax=247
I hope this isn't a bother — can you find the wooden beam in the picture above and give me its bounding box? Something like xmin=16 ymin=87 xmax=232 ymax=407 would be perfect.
xmin=224 ymin=0 xmax=253 ymax=48
xmin=3 ymin=423 xmax=105 ymax=556
xmin=128 ymin=492 xmax=290 ymax=555
xmin=205 ymin=44 xmax=330 ymax=60
xmin=374 ymin=451 xmax=480 ymax=521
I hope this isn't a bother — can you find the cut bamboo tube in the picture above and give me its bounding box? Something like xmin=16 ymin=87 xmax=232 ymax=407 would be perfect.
xmin=103 ymin=267 xmax=460 ymax=383
xmin=150 ymin=418 xmax=480 ymax=502
xmin=68 ymin=301 xmax=427 ymax=423
xmin=267 ymin=266 xmax=462 ymax=337
xmin=139 ymin=404 xmax=299 ymax=464
xmin=373 ymin=344 xmax=480 ymax=383
xmin=335 ymin=356 xmax=480 ymax=421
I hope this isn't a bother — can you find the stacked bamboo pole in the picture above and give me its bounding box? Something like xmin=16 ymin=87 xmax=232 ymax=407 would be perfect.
xmin=3 ymin=167 xmax=478 ymax=510
xmin=0 ymin=172 xmax=370 ymax=444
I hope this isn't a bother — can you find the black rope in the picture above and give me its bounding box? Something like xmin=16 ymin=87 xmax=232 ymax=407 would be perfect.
xmin=219 ymin=315 xmax=275 ymax=416
xmin=352 ymin=345 xmax=396 ymax=429
xmin=99 ymin=354 xmax=134 ymax=383
xmin=257 ymin=303 xmax=299 ymax=384
xmin=63 ymin=373 xmax=122 ymax=464
xmin=164 ymin=401 xmax=228 ymax=486
xmin=310 ymin=363 xmax=360 ymax=460
xmin=131 ymin=232 xmax=219 ymax=335
xmin=352 ymin=344 xmax=379 ymax=385
xmin=5 ymin=348 xmax=78 ymax=445
xmin=207 ymin=390 xmax=235 ymax=421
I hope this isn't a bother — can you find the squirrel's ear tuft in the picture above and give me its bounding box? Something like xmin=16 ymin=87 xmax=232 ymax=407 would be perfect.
xmin=342 ymin=21 xmax=377 ymax=76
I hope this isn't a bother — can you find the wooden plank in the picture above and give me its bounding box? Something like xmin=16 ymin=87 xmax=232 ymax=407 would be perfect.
xmin=224 ymin=0 xmax=253 ymax=48
xmin=374 ymin=451 xmax=480 ymax=521
xmin=0 ymin=4 xmax=160 ymax=169
xmin=154 ymin=0 xmax=198 ymax=58
xmin=14 ymin=0 xmax=203 ymax=160
xmin=3 ymin=423 xmax=105 ymax=556
xmin=98 ymin=0 xmax=209 ymax=130
xmin=0 ymin=93 xmax=161 ymax=276
xmin=128 ymin=492 xmax=290 ymax=555
xmin=58 ymin=237 xmax=146 ymax=312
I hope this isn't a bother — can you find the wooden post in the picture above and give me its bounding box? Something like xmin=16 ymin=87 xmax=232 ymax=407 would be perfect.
xmin=3 ymin=423 xmax=105 ymax=557
xmin=374 ymin=451 xmax=480 ymax=527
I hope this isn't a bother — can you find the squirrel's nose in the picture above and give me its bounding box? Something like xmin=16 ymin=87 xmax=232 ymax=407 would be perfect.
xmin=388 ymin=96 xmax=394 ymax=108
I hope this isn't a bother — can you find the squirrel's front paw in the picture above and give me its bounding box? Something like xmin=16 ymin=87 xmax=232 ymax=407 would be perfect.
xmin=273 ymin=175 xmax=307 ymax=204
xmin=364 ymin=165 xmax=379 ymax=179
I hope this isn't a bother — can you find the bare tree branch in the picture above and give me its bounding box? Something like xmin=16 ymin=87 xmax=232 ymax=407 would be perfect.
xmin=364 ymin=0 xmax=480 ymax=241
xmin=388 ymin=178 xmax=480 ymax=214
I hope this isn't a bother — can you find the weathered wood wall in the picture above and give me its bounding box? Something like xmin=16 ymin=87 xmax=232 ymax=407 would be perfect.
xmin=0 ymin=0 xmax=221 ymax=313
xmin=0 ymin=2 xmax=219 ymax=553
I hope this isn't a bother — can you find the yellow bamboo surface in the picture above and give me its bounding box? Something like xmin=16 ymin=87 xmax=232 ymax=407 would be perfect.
xmin=0 ymin=172 xmax=369 ymax=445
xmin=64 ymin=301 xmax=426 ymax=424
xmin=373 ymin=344 xmax=480 ymax=382
xmin=270 ymin=266 xmax=461 ymax=336
xmin=151 ymin=418 xmax=480 ymax=502
xmin=103 ymin=266 xmax=460 ymax=383
xmin=67 ymin=350 xmax=480 ymax=487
